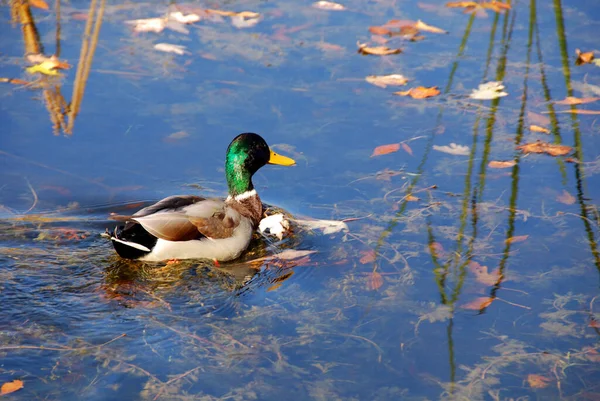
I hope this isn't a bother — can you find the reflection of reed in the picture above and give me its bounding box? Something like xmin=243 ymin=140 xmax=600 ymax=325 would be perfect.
xmin=10 ymin=0 xmax=105 ymax=136
xmin=66 ymin=0 xmax=106 ymax=135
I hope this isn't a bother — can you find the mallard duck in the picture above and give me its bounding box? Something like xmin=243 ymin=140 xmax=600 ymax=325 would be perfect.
xmin=109 ymin=133 xmax=295 ymax=262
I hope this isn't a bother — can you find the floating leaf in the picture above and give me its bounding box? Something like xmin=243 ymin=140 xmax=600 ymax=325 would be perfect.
xmin=556 ymin=190 xmax=576 ymax=205
xmin=313 ymin=1 xmax=346 ymax=10
xmin=168 ymin=11 xmax=200 ymax=24
xmin=481 ymin=1 xmax=511 ymax=12
xmin=461 ymin=296 xmax=494 ymax=310
xmin=401 ymin=142 xmax=413 ymax=156
xmin=405 ymin=195 xmax=419 ymax=201
xmin=505 ymin=235 xmax=528 ymax=244
xmin=433 ymin=143 xmax=470 ymax=156
xmin=293 ymin=218 xmax=349 ymax=234
xmin=488 ymin=160 xmax=515 ymax=168
xmin=366 ymin=271 xmax=384 ymax=291
xmin=369 ymin=26 xmax=391 ymax=35
xmin=415 ymin=19 xmax=447 ymax=34
xmin=469 ymin=261 xmax=500 ymax=286
xmin=527 ymin=374 xmax=551 ymax=389
xmin=365 ymin=74 xmax=408 ymax=88
xmin=371 ymin=143 xmax=400 ymax=157
xmin=469 ymin=81 xmax=508 ymax=100
xmin=357 ymin=42 xmax=402 ymax=56
xmin=0 ymin=380 xmax=24 ymax=396
xmin=516 ymin=141 xmax=572 ymax=156
xmin=154 ymin=43 xmax=189 ymax=55
xmin=555 ymin=96 xmax=600 ymax=105
xmin=125 ymin=17 xmax=166 ymax=33
xmin=29 ymin=0 xmax=49 ymax=10
xmin=394 ymin=86 xmax=440 ymax=99
xmin=553 ymin=109 xmax=600 ymax=115
xmin=530 ymin=125 xmax=550 ymax=134
xmin=575 ymin=49 xmax=594 ymax=66
xmin=360 ymin=250 xmax=376 ymax=264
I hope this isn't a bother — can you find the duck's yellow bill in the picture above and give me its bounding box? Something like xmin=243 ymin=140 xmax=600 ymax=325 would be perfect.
xmin=268 ymin=150 xmax=296 ymax=166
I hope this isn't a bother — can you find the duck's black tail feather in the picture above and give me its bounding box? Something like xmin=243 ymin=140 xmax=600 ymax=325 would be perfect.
xmin=110 ymin=222 xmax=157 ymax=259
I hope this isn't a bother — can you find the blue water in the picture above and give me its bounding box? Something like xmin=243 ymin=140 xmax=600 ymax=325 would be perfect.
xmin=1 ymin=0 xmax=600 ymax=399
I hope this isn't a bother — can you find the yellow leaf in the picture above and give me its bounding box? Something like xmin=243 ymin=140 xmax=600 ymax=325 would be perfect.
xmin=530 ymin=125 xmax=550 ymax=134
xmin=575 ymin=49 xmax=594 ymax=66
xmin=29 ymin=0 xmax=49 ymax=10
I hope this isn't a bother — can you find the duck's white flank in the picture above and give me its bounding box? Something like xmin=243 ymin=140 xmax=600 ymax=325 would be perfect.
xmin=138 ymin=218 xmax=253 ymax=262
xmin=226 ymin=189 xmax=257 ymax=202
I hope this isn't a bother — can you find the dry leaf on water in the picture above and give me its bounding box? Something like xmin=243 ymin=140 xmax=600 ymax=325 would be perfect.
xmin=469 ymin=81 xmax=508 ymax=100
xmin=366 ymin=271 xmax=384 ymax=291
xmin=365 ymin=74 xmax=408 ymax=88
xmin=505 ymin=235 xmax=528 ymax=244
xmin=527 ymin=374 xmax=551 ymax=389
xmin=530 ymin=125 xmax=550 ymax=134
xmin=415 ymin=20 xmax=447 ymax=34
xmin=556 ymin=190 xmax=576 ymax=205
xmin=154 ymin=43 xmax=189 ymax=55
xmin=358 ymin=42 xmax=402 ymax=56
xmin=446 ymin=1 xmax=510 ymax=14
xmin=469 ymin=261 xmax=500 ymax=286
xmin=555 ymin=96 xmax=600 ymax=105
xmin=394 ymin=86 xmax=440 ymax=99
xmin=371 ymin=143 xmax=400 ymax=156
xmin=369 ymin=26 xmax=391 ymax=35
xmin=461 ymin=296 xmax=494 ymax=310
xmin=405 ymin=195 xmax=420 ymax=201
xmin=360 ymin=250 xmax=376 ymax=264
xmin=0 ymin=380 xmax=24 ymax=396
xmin=488 ymin=160 xmax=515 ymax=168
xmin=433 ymin=143 xmax=470 ymax=156
xmin=575 ymin=49 xmax=594 ymax=66
xmin=313 ymin=1 xmax=346 ymax=10
xmin=169 ymin=11 xmax=201 ymax=24
xmin=516 ymin=141 xmax=572 ymax=156
xmin=29 ymin=0 xmax=49 ymax=10
xmin=401 ymin=142 xmax=413 ymax=156
xmin=125 ymin=18 xmax=166 ymax=33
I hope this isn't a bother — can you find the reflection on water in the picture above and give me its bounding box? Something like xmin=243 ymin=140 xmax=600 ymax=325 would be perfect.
xmin=1 ymin=0 xmax=600 ymax=399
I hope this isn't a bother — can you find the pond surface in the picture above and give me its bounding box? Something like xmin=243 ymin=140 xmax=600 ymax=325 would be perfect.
xmin=1 ymin=0 xmax=600 ymax=399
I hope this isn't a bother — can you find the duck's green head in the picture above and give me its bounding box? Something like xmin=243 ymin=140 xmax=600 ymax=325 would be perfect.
xmin=225 ymin=133 xmax=295 ymax=197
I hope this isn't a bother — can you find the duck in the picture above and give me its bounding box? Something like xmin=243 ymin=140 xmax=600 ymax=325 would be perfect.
xmin=109 ymin=133 xmax=295 ymax=262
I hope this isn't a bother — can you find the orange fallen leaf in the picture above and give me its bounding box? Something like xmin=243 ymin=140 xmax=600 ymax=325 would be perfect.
xmin=365 ymin=74 xmax=408 ymax=88
xmin=0 ymin=78 xmax=29 ymax=85
xmin=357 ymin=42 xmax=402 ymax=56
xmin=369 ymin=26 xmax=391 ymax=35
xmin=527 ymin=374 xmax=551 ymax=389
xmin=401 ymin=142 xmax=413 ymax=156
xmin=446 ymin=1 xmax=478 ymax=8
xmin=516 ymin=141 xmax=572 ymax=156
xmin=29 ymin=0 xmax=49 ymax=10
xmin=366 ymin=271 xmax=384 ymax=290
xmin=468 ymin=261 xmax=500 ymax=286
xmin=488 ymin=160 xmax=516 ymax=169
xmin=555 ymin=96 xmax=600 ymax=105
xmin=530 ymin=125 xmax=550 ymax=134
xmin=0 ymin=380 xmax=24 ymax=396
xmin=461 ymin=296 xmax=494 ymax=310
xmin=371 ymin=143 xmax=400 ymax=156
xmin=26 ymin=54 xmax=71 ymax=70
xmin=394 ymin=86 xmax=440 ymax=99
xmin=360 ymin=250 xmax=377 ymax=264
xmin=564 ymin=157 xmax=579 ymax=163
xmin=575 ymin=49 xmax=594 ymax=66
xmin=505 ymin=235 xmax=528 ymax=244
xmin=590 ymin=319 xmax=600 ymax=328
xmin=556 ymin=190 xmax=576 ymax=205
xmin=415 ymin=19 xmax=447 ymax=34
xmin=405 ymin=195 xmax=419 ymax=201
xmin=480 ymin=1 xmax=511 ymax=12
